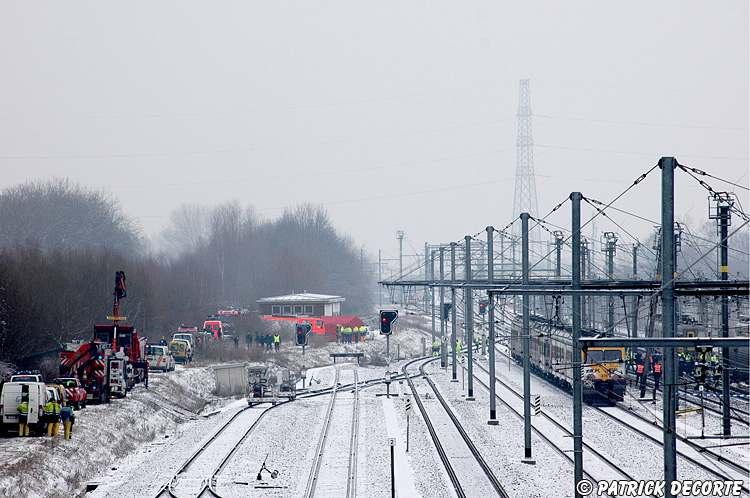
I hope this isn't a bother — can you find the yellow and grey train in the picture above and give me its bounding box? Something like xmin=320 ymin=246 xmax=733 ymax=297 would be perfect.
xmin=509 ymin=315 xmax=627 ymax=404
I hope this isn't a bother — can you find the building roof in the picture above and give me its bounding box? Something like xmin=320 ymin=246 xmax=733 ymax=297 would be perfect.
xmin=256 ymin=293 xmax=345 ymax=304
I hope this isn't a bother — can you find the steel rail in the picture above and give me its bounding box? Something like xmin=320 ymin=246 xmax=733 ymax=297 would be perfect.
xmin=599 ymin=405 xmax=750 ymax=488
xmin=151 ymin=406 xmax=252 ymax=498
xmin=482 ymin=345 xmax=750 ymax=495
xmin=402 ymin=357 xmax=466 ymax=498
xmin=417 ymin=359 xmax=510 ymax=498
xmin=304 ymin=367 xmax=341 ymax=498
xmin=466 ymin=360 xmax=637 ymax=498
xmin=346 ymin=368 xmax=360 ymax=498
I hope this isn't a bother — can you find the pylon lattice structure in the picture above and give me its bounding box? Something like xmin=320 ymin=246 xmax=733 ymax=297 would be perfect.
xmin=512 ymin=79 xmax=542 ymax=264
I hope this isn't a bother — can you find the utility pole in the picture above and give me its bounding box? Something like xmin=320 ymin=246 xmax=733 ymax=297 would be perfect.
xmin=450 ymin=242 xmax=458 ymax=382
xmin=397 ymin=231 xmax=404 ymax=306
xmin=709 ymin=192 xmax=733 ymax=436
xmin=424 ymin=242 xmax=429 ymax=313
xmin=487 ymin=226 xmax=498 ymax=424
xmin=520 ymin=213 xmax=533 ymax=463
xmin=719 ymin=202 xmax=731 ymax=437
xmin=632 ymin=243 xmax=640 ymax=340
xmin=512 ymin=236 xmax=518 ymax=315
xmin=603 ymin=232 xmax=618 ymax=335
xmin=378 ymin=249 xmax=383 ymax=307
xmin=660 ymin=157 xmax=677 ymax=496
xmin=581 ymin=238 xmax=588 ymax=329
xmin=554 ymin=230 xmax=564 ymax=278
xmin=464 ymin=235 xmax=475 ymax=401
xmin=586 ymin=238 xmax=594 ymax=329
xmin=500 ymin=231 xmax=505 ymax=277
xmin=570 ymin=192 xmax=584 ymax=497
xmin=554 ymin=230 xmax=564 ymax=323
xmin=430 ymin=250 xmax=436 ymax=345
xmin=439 ymin=246 xmax=446 ymax=368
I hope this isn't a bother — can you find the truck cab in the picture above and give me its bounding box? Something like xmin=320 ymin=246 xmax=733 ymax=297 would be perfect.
xmin=202 ymin=320 xmax=223 ymax=340
xmin=52 ymin=378 xmax=87 ymax=409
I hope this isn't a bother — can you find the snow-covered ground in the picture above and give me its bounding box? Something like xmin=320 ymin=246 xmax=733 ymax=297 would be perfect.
xmin=6 ymin=316 xmax=745 ymax=498
xmin=0 ymin=365 xmax=221 ymax=498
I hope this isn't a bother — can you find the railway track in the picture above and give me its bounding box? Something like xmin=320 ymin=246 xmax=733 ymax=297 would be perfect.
xmin=152 ymin=405 xmax=272 ymax=498
xmin=599 ymin=404 xmax=750 ymax=488
xmin=402 ymin=357 xmax=510 ymax=498
xmin=625 ymin=372 xmax=750 ymax=423
xmin=490 ymin=341 xmax=750 ymax=481
xmin=306 ymin=367 xmax=361 ymax=497
xmin=149 ymin=367 xmax=414 ymax=498
xmin=209 ymin=367 xmax=366 ymax=498
xmin=628 ymin=374 xmax=750 ymax=426
xmin=346 ymin=370 xmax=360 ymax=498
xmin=479 ymin=348 xmax=750 ymax=496
xmin=464 ymin=360 xmax=637 ymax=498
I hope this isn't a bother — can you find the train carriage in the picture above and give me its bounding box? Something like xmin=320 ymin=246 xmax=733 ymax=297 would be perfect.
xmin=510 ymin=315 xmax=626 ymax=404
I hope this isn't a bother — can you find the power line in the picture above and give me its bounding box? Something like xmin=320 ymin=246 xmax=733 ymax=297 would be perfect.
xmin=536 ymin=143 xmax=748 ymax=162
xmin=534 ymin=113 xmax=746 ymax=133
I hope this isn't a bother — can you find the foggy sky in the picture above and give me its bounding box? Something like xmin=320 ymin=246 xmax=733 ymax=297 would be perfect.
xmin=1 ymin=1 xmax=747 ymax=270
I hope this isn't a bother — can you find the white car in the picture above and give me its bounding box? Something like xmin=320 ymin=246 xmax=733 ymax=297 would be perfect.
xmin=146 ymin=345 xmax=176 ymax=372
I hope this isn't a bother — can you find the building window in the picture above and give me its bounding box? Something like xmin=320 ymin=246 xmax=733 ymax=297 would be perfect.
xmin=271 ymin=305 xmax=281 ymax=315
xmin=294 ymin=305 xmax=303 ymax=314
xmin=304 ymin=305 xmax=313 ymax=314
xmin=283 ymin=305 xmax=292 ymax=315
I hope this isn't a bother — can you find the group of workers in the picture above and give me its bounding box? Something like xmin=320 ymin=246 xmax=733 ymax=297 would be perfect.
xmin=336 ymin=326 xmax=368 ymax=343
xmin=625 ymin=352 xmax=663 ymax=402
xmin=432 ymin=337 xmax=468 ymax=357
xmin=245 ymin=333 xmax=281 ymax=352
xmin=677 ymin=350 xmax=720 ymax=377
xmin=17 ymin=396 xmax=75 ymax=439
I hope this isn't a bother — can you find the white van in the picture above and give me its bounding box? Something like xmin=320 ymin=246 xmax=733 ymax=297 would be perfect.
xmin=147 ymin=344 xmax=176 ymax=372
xmin=0 ymin=382 xmax=47 ymax=435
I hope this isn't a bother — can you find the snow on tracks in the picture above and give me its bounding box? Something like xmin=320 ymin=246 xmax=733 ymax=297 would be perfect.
xmin=404 ymin=357 xmax=509 ymax=498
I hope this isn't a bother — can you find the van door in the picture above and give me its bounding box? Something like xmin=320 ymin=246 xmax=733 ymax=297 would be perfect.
xmin=27 ymin=385 xmax=42 ymax=425
xmin=0 ymin=384 xmax=21 ymax=424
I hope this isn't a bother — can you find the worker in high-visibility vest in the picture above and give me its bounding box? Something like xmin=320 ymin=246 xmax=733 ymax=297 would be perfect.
xmin=432 ymin=339 xmax=441 ymax=357
xmin=652 ymin=361 xmax=662 ymax=402
xmin=455 ymin=338 xmax=463 ymax=355
xmin=635 ymin=362 xmax=645 ymax=388
xmin=17 ymin=399 xmax=29 ymax=437
xmin=273 ymin=334 xmax=281 ymax=352
xmin=48 ymin=397 xmax=61 ymax=436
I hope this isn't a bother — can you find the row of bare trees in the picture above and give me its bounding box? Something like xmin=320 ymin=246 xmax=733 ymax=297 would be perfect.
xmin=0 ymin=180 xmax=373 ymax=365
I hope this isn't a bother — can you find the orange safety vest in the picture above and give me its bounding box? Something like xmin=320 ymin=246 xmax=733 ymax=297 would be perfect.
xmin=636 ymin=364 xmax=644 ymax=374
xmin=653 ymin=363 xmax=662 ymax=374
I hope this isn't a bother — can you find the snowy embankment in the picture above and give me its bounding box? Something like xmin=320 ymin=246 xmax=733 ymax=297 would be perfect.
xmin=0 ymin=366 xmax=219 ymax=498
